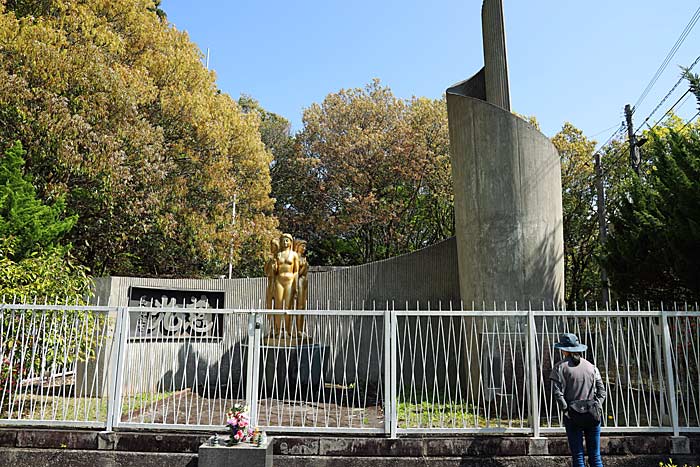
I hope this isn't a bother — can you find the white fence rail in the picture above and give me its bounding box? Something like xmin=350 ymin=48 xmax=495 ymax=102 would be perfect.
xmin=1 ymin=302 xmax=698 ymax=436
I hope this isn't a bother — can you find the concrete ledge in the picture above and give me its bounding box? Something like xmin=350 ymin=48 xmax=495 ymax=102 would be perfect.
xmin=98 ymin=431 xmax=117 ymax=450
xmin=274 ymin=455 xmax=700 ymax=467
xmin=528 ymin=437 xmax=548 ymax=455
xmin=15 ymin=429 xmax=97 ymax=450
xmin=113 ymin=432 xmax=210 ymax=453
xmin=0 ymin=448 xmax=196 ymax=467
xmin=0 ymin=429 xmax=698 ymax=467
xmin=672 ymin=436 xmax=691 ymax=455
xmin=422 ymin=437 xmax=528 ymax=457
xmin=319 ymin=438 xmax=424 ymax=457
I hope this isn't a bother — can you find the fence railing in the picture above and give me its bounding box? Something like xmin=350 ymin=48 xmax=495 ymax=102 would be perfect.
xmin=1 ymin=302 xmax=698 ymax=436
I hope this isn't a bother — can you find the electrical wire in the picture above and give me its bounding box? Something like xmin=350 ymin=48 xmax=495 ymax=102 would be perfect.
xmin=634 ymin=54 xmax=700 ymax=134
xmin=592 ymin=7 xmax=700 ymax=171
xmin=648 ymin=89 xmax=691 ymax=130
xmin=680 ymin=109 xmax=700 ymax=131
xmin=632 ymin=5 xmax=700 ymax=113
xmin=594 ymin=122 xmax=626 ymax=154
xmin=604 ymin=100 xmax=698 ymax=171
xmin=591 ymin=122 xmax=624 ymax=138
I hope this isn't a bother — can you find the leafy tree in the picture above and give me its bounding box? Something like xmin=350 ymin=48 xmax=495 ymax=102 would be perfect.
xmin=552 ymin=123 xmax=600 ymax=304
xmin=1 ymin=233 xmax=94 ymax=413
xmin=604 ymin=118 xmax=700 ymax=300
xmin=280 ymin=80 xmax=453 ymax=265
xmin=683 ymin=68 xmax=700 ymax=111
xmin=237 ymin=96 xmax=294 ymax=219
xmin=0 ymin=141 xmax=76 ymax=260
xmin=0 ymin=142 xmax=93 ymax=404
xmin=0 ymin=238 xmax=91 ymax=300
xmin=0 ymin=0 xmax=275 ymax=277
xmin=404 ymin=96 xmax=454 ymax=248
xmin=0 ymin=140 xmax=90 ymax=298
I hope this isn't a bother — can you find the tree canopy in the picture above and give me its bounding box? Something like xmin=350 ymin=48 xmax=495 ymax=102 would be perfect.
xmin=0 ymin=141 xmax=75 ymax=260
xmin=604 ymin=119 xmax=700 ymax=301
xmin=0 ymin=141 xmax=90 ymax=300
xmin=553 ymin=123 xmax=599 ymax=303
xmin=0 ymin=0 xmax=275 ymax=277
xmin=274 ymin=80 xmax=453 ymax=265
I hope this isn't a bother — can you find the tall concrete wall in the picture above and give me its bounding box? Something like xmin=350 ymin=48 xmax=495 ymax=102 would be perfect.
xmin=445 ymin=0 xmax=564 ymax=306
xmin=446 ymin=93 xmax=564 ymax=305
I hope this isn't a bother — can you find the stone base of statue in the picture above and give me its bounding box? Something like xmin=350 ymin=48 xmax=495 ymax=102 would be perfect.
xmin=198 ymin=436 xmax=272 ymax=467
xmin=243 ymin=339 xmax=328 ymax=400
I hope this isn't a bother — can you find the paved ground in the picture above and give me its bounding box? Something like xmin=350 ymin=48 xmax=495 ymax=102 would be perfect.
xmin=122 ymin=388 xmax=384 ymax=429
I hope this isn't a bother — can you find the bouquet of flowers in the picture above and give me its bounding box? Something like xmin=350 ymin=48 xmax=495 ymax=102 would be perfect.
xmin=225 ymin=404 xmax=254 ymax=444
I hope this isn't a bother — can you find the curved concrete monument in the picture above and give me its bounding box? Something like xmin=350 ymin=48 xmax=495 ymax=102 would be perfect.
xmin=447 ymin=0 xmax=564 ymax=304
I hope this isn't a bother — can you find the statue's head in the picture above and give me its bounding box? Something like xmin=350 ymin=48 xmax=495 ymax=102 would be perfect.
xmin=294 ymin=239 xmax=307 ymax=255
xmin=279 ymin=233 xmax=293 ymax=249
xmin=270 ymin=237 xmax=279 ymax=254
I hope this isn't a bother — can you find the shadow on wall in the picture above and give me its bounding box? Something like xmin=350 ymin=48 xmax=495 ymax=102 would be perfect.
xmin=156 ymin=341 xmax=246 ymax=400
xmin=158 ymin=343 xmax=208 ymax=396
xmin=529 ymin=218 xmax=564 ymax=308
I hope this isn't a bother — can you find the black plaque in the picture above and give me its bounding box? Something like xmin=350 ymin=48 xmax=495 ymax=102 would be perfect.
xmin=128 ymin=287 xmax=225 ymax=340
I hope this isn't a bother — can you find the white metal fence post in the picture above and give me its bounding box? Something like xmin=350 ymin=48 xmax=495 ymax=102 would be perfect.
xmin=246 ymin=312 xmax=262 ymax=426
xmin=527 ymin=305 xmax=540 ymax=438
xmin=245 ymin=312 xmax=255 ymax=412
xmin=660 ymin=308 xmax=680 ymax=436
xmin=106 ymin=306 xmax=128 ymax=431
xmin=390 ymin=303 xmax=398 ymax=439
xmin=383 ymin=304 xmax=391 ymax=436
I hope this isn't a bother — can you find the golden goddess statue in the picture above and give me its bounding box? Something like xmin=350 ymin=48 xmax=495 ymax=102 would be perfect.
xmin=264 ymin=233 xmax=311 ymax=339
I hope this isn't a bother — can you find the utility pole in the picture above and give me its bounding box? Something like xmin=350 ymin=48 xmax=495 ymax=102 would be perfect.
xmin=594 ymin=153 xmax=610 ymax=304
xmin=624 ymin=104 xmax=640 ymax=174
xmin=227 ymin=194 xmax=237 ymax=280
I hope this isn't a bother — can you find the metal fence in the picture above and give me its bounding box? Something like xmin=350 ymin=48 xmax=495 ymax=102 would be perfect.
xmin=1 ymin=301 xmax=698 ymax=436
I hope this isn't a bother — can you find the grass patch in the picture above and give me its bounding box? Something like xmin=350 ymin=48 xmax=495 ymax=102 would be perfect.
xmin=1 ymin=394 xmax=108 ymax=422
xmin=397 ymin=401 xmax=525 ymax=428
xmin=1 ymin=391 xmax=177 ymax=422
xmin=122 ymin=391 xmax=177 ymax=416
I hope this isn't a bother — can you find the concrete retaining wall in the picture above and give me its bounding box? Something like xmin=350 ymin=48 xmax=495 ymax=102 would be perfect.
xmin=0 ymin=429 xmax=697 ymax=467
xmin=94 ymin=238 xmax=461 ymax=310
xmin=91 ymin=239 xmax=461 ymax=395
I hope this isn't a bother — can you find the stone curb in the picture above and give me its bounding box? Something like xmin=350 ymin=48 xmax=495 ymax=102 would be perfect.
xmin=0 ymin=428 xmax=698 ymax=460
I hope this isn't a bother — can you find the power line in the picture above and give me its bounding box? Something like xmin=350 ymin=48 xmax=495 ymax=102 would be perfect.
xmin=594 ymin=122 xmax=626 ymax=154
xmin=605 ymin=102 xmax=698 ymax=171
xmin=634 ymin=54 xmax=700 ymax=134
xmin=680 ymin=109 xmax=700 ymax=131
xmin=594 ymin=6 xmax=700 ymax=170
xmin=591 ymin=122 xmax=624 ymax=138
xmin=648 ymin=89 xmax=691 ymax=130
xmin=632 ymin=5 xmax=700 ymax=113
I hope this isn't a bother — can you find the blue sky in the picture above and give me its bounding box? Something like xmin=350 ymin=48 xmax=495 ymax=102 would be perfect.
xmin=161 ymin=0 xmax=700 ymax=142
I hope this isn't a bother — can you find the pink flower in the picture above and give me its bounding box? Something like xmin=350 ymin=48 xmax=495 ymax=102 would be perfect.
xmin=236 ymin=430 xmax=244 ymax=440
